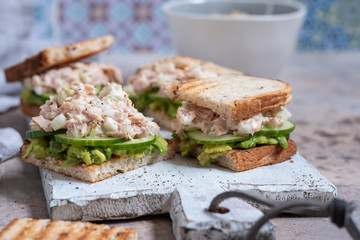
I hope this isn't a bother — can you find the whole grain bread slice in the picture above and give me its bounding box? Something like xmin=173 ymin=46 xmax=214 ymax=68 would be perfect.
xmin=20 ymin=139 xmax=176 ymax=183
xmin=5 ymin=35 xmax=114 ymax=82
xmin=0 ymin=218 xmax=137 ymax=240
xmin=169 ymin=76 xmax=292 ymax=121
xmin=189 ymin=139 xmax=297 ymax=172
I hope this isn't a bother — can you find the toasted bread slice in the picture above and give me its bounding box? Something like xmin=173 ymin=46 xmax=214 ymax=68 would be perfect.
xmin=186 ymin=139 xmax=297 ymax=172
xmin=20 ymin=99 xmax=40 ymax=117
xmin=170 ymin=76 xmax=292 ymax=121
xmin=20 ymin=139 xmax=176 ymax=183
xmin=0 ymin=218 xmax=137 ymax=240
xmin=127 ymin=56 xmax=242 ymax=94
xmin=5 ymin=35 xmax=114 ymax=82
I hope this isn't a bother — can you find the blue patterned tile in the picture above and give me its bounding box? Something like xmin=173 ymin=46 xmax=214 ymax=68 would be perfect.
xmin=153 ymin=5 xmax=165 ymax=20
xmin=32 ymin=0 xmax=55 ymax=39
xmin=133 ymin=21 xmax=154 ymax=46
xmin=39 ymin=0 xmax=357 ymax=52
xmin=109 ymin=2 xmax=133 ymax=22
xmin=65 ymin=2 xmax=88 ymax=22
xmin=89 ymin=22 xmax=109 ymax=38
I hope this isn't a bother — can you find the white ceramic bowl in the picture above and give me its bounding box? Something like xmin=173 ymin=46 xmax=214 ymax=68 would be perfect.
xmin=163 ymin=0 xmax=306 ymax=77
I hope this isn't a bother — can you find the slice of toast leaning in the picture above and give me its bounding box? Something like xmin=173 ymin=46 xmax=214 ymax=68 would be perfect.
xmin=5 ymin=35 xmax=114 ymax=82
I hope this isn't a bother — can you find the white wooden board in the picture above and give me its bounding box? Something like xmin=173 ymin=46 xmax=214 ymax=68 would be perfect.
xmin=170 ymin=185 xmax=276 ymax=240
xmin=40 ymin=152 xmax=337 ymax=221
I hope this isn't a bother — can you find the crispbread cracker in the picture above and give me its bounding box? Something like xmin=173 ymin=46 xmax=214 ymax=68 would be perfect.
xmin=20 ymin=139 xmax=176 ymax=183
xmin=170 ymin=76 xmax=292 ymax=121
xmin=5 ymin=35 xmax=114 ymax=82
xmin=0 ymin=218 xmax=137 ymax=240
xmin=189 ymin=139 xmax=297 ymax=172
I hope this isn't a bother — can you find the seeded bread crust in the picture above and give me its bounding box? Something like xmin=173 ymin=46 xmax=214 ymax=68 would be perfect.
xmin=170 ymin=76 xmax=292 ymax=121
xmin=5 ymin=35 xmax=114 ymax=82
xmin=20 ymin=139 xmax=176 ymax=183
xmin=187 ymin=139 xmax=297 ymax=172
xmin=0 ymin=218 xmax=137 ymax=240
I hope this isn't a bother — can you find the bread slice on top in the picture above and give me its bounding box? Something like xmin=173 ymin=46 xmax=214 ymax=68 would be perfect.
xmin=5 ymin=35 xmax=114 ymax=82
xmin=0 ymin=218 xmax=137 ymax=240
xmin=170 ymin=76 xmax=292 ymax=121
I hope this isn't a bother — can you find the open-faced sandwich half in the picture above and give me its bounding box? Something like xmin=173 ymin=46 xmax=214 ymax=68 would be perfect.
xmin=169 ymin=75 xmax=297 ymax=172
xmin=20 ymin=82 xmax=174 ymax=182
xmin=125 ymin=56 xmax=241 ymax=130
xmin=4 ymin=35 xmax=122 ymax=117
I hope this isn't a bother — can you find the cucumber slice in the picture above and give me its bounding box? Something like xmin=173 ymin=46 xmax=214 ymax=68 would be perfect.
xmin=187 ymin=130 xmax=250 ymax=144
xmin=110 ymin=135 xmax=156 ymax=150
xmin=26 ymin=129 xmax=66 ymax=139
xmin=257 ymin=120 xmax=295 ymax=136
xmin=54 ymin=134 xmax=125 ymax=146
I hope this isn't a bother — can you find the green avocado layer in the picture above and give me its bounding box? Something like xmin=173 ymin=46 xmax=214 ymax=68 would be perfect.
xmin=23 ymin=134 xmax=168 ymax=166
xmin=130 ymin=88 xmax=182 ymax=118
xmin=173 ymin=131 xmax=291 ymax=167
xmin=21 ymin=87 xmax=50 ymax=105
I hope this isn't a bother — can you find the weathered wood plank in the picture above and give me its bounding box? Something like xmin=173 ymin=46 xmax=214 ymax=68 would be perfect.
xmin=170 ymin=185 xmax=276 ymax=240
xmin=40 ymin=153 xmax=336 ymax=221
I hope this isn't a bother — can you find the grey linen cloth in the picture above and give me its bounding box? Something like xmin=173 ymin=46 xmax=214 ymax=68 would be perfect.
xmin=0 ymin=71 xmax=21 ymax=113
xmin=0 ymin=127 xmax=23 ymax=163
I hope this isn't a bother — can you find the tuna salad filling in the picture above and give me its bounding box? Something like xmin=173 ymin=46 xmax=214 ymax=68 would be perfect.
xmin=175 ymin=104 xmax=292 ymax=136
xmin=125 ymin=58 xmax=239 ymax=118
xmin=23 ymin=82 xmax=168 ymax=166
xmin=173 ymin=104 xmax=295 ymax=166
xmin=21 ymin=62 xmax=123 ymax=105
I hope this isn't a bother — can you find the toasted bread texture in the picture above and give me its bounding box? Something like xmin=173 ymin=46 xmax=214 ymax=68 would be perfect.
xmin=185 ymin=139 xmax=297 ymax=172
xmin=127 ymin=56 xmax=242 ymax=94
xmin=0 ymin=218 xmax=137 ymax=240
xmin=143 ymin=108 xmax=177 ymax=131
xmin=20 ymin=139 xmax=176 ymax=183
xmin=20 ymin=99 xmax=40 ymax=117
xmin=5 ymin=35 xmax=114 ymax=82
xmin=170 ymin=76 xmax=292 ymax=121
